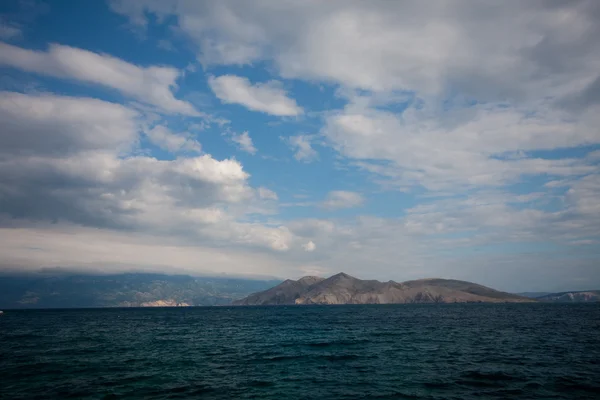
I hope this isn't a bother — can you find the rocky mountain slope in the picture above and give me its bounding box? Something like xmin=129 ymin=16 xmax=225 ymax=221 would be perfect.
xmin=233 ymin=272 xmax=534 ymax=305
xmin=234 ymin=276 xmax=324 ymax=305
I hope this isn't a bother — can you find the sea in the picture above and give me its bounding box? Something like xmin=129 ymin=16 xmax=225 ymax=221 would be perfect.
xmin=1 ymin=304 xmax=599 ymax=399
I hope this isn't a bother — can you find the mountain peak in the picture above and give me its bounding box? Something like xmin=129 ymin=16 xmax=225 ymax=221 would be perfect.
xmin=297 ymin=276 xmax=324 ymax=284
xmin=329 ymin=272 xmax=355 ymax=280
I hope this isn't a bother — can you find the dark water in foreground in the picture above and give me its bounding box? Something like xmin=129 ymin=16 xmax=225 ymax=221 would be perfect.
xmin=1 ymin=304 xmax=599 ymax=399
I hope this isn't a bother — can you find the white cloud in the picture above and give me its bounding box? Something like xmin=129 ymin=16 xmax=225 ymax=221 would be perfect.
xmin=145 ymin=125 xmax=201 ymax=153
xmin=0 ymin=42 xmax=198 ymax=115
xmin=111 ymin=1 xmax=600 ymax=102
xmin=109 ymin=0 xmax=600 ymax=194
xmin=157 ymin=39 xmax=176 ymax=52
xmin=2 ymin=1 xmax=600 ymax=289
xmin=0 ymin=91 xmax=138 ymax=156
xmin=0 ymin=225 xmax=292 ymax=278
xmin=208 ymin=75 xmax=302 ymax=116
xmin=284 ymin=192 xmax=600 ymax=291
xmin=286 ymin=135 xmax=318 ymax=162
xmin=258 ymin=187 xmax=278 ymax=201
xmin=289 ymin=219 xmax=336 ymax=236
xmin=185 ymin=63 xmax=197 ymax=73
xmin=231 ymin=131 xmax=257 ymax=154
xmin=109 ymin=1 xmax=267 ymax=66
xmin=302 ymin=240 xmax=316 ymax=252
xmin=111 ymin=1 xmax=600 ymax=194
xmin=565 ymin=173 xmax=600 ymax=223
xmin=321 ymin=191 xmax=364 ymax=210
xmin=2 ymin=90 xmax=598 ymax=288
xmin=0 ymin=22 xmax=21 ymax=40
xmin=0 ymin=91 xmax=299 ymax=255
xmin=323 ymin=98 xmax=599 ymax=192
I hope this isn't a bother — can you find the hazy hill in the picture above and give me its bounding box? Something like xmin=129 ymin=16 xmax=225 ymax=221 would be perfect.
xmin=0 ymin=273 xmax=280 ymax=308
xmin=233 ymin=272 xmax=534 ymax=305
xmin=535 ymin=290 xmax=600 ymax=302
xmin=517 ymin=292 xmax=552 ymax=298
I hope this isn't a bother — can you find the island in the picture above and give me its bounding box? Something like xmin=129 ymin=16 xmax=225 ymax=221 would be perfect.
xmin=233 ymin=272 xmax=534 ymax=305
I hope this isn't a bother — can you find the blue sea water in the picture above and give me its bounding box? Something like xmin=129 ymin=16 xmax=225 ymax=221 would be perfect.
xmin=1 ymin=304 xmax=599 ymax=399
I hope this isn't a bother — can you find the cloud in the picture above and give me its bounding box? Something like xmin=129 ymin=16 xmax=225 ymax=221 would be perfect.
xmin=0 ymin=42 xmax=198 ymax=115
xmin=323 ymin=97 xmax=599 ymax=192
xmin=399 ymin=180 xmax=600 ymax=245
xmin=0 ymin=91 xmax=138 ymax=156
xmin=0 ymin=1 xmax=48 ymax=41
xmin=157 ymin=39 xmax=176 ymax=52
xmin=587 ymin=150 xmax=600 ymax=160
xmin=0 ymin=225 xmax=293 ymax=278
xmin=258 ymin=187 xmax=278 ymax=201
xmin=0 ymin=91 xmax=296 ymax=253
xmin=0 ymin=22 xmax=21 ymax=40
xmin=145 ymin=125 xmax=201 ymax=153
xmin=285 ymin=190 xmax=600 ymax=291
xmin=321 ymin=191 xmax=364 ymax=210
xmin=208 ymin=75 xmax=302 ymax=116
xmin=114 ymin=1 xmax=600 ymax=191
xmin=286 ymin=135 xmax=318 ymax=162
xmin=111 ymin=1 xmax=600 ymax=102
xmin=2 ymin=88 xmax=597 ymax=288
xmin=231 ymin=131 xmax=257 ymax=154
xmin=302 ymin=240 xmax=316 ymax=252
xmin=2 ymin=1 xmax=599 ymax=290
xmin=111 ymin=1 xmax=600 ymax=193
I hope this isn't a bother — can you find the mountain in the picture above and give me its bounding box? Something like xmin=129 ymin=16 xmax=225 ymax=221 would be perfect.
xmin=233 ymin=272 xmax=534 ymax=305
xmin=535 ymin=290 xmax=600 ymax=302
xmin=234 ymin=276 xmax=325 ymax=305
xmin=8 ymin=272 xmax=592 ymax=308
xmin=0 ymin=273 xmax=280 ymax=309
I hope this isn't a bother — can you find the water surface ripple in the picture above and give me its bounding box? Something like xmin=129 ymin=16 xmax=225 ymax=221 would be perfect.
xmin=1 ymin=304 xmax=599 ymax=399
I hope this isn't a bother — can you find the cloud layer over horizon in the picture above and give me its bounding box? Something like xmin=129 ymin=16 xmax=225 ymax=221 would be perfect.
xmin=0 ymin=0 xmax=599 ymax=292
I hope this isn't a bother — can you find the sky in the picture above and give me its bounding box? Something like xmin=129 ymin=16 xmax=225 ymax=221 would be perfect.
xmin=0 ymin=0 xmax=599 ymax=292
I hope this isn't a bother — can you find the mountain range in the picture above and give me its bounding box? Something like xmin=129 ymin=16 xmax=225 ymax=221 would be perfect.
xmin=233 ymin=272 xmax=535 ymax=305
xmin=0 ymin=273 xmax=279 ymax=308
xmin=534 ymin=290 xmax=600 ymax=302
xmin=1 ymin=272 xmax=598 ymax=309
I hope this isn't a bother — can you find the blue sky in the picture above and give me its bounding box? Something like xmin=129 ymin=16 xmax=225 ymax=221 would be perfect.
xmin=0 ymin=0 xmax=599 ymax=292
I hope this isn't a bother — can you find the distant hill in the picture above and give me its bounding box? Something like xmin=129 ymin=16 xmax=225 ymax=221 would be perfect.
xmin=535 ymin=290 xmax=600 ymax=302
xmin=0 ymin=273 xmax=280 ymax=309
xmin=233 ymin=272 xmax=534 ymax=305
xmin=517 ymin=292 xmax=552 ymax=298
